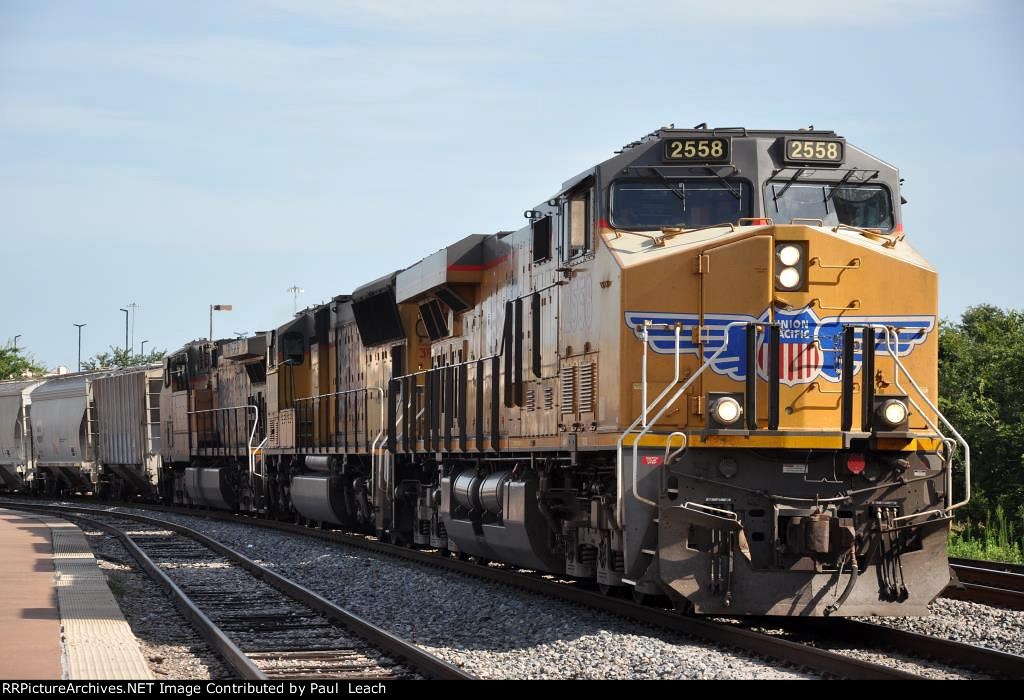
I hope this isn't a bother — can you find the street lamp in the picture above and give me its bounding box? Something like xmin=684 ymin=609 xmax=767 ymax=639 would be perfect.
xmin=209 ymin=304 xmax=232 ymax=341
xmin=13 ymin=335 xmax=21 ymax=352
xmin=73 ymin=324 xmax=86 ymax=372
xmin=140 ymin=339 xmax=149 ymax=357
xmin=120 ymin=308 xmax=129 ymax=365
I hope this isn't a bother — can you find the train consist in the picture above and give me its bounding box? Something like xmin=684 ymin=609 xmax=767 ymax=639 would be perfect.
xmin=1 ymin=126 xmax=971 ymax=617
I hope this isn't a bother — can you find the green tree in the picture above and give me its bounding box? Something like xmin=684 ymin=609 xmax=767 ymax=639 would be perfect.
xmin=0 ymin=342 xmax=46 ymax=380
xmin=81 ymin=346 xmax=166 ymax=371
xmin=939 ymin=305 xmax=1024 ymax=524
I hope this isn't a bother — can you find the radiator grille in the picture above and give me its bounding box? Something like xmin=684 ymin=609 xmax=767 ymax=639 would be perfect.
xmin=268 ymin=415 xmax=279 ymax=447
xmin=579 ymin=363 xmax=595 ymax=413
xmin=560 ymin=366 xmax=576 ymax=414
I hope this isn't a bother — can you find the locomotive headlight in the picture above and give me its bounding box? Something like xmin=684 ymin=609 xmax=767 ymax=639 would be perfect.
xmin=777 ymin=244 xmax=802 ymax=267
xmin=710 ymin=396 xmax=742 ymax=425
xmin=878 ymin=399 xmax=908 ymax=427
xmin=775 ymin=241 xmax=807 ymax=292
xmin=777 ymin=266 xmax=802 ymax=290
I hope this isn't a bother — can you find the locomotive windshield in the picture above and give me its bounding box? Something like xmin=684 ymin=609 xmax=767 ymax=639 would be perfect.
xmin=610 ymin=179 xmax=753 ymax=229
xmin=766 ymin=182 xmax=894 ymax=231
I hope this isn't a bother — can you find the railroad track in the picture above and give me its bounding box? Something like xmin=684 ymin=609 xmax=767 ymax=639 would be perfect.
xmin=0 ymin=500 xmax=922 ymax=679
xmin=3 ymin=502 xmax=473 ymax=681
xmin=945 ymin=558 xmax=1024 ymax=611
xmin=13 ymin=499 xmax=1024 ymax=679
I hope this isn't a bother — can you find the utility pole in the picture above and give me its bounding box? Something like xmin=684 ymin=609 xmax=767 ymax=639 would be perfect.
xmin=209 ymin=304 xmax=232 ymax=341
xmin=74 ymin=324 xmax=86 ymax=372
xmin=120 ymin=308 xmax=129 ymax=365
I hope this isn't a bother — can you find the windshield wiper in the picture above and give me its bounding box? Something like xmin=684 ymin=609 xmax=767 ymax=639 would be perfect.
xmin=824 ymin=168 xmax=856 ymax=203
xmin=647 ymin=167 xmax=687 ymax=206
xmin=704 ymin=166 xmax=742 ymax=201
xmin=772 ymin=168 xmax=804 ymax=201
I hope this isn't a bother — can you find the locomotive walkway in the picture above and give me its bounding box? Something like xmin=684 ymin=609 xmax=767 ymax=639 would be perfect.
xmin=0 ymin=508 xmax=151 ymax=680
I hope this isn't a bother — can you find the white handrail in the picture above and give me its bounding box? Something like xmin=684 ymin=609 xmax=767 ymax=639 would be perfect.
xmin=617 ymin=320 xmax=749 ymax=522
xmin=616 ymin=324 xmax=681 ymax=524
xmin=187 ymin=404 xmax=261 ymax=484
xmin=872 ymin=325 xmax=970 ymax=512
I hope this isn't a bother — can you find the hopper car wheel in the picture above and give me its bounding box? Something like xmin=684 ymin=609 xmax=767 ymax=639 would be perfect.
xmin=456 ymin=551 xmax=471 ymax=562
xmin=474 ymin=556 xmax=491 ymax=567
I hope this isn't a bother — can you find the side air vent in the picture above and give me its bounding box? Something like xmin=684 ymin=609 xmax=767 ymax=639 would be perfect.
xmin=267 ymin=415 xmax=279 ymax=448
xmin=526 ymin=389 xmax=536 ymax=412
xmin=579 ymin=363 xmax=595 ymax=413
xmin=419 ymin=299 xmax=449 ymax=341
xmin=560 ymin=366 xmax=576 ymax=414
xmin=543 ymin=386 xmax=554 ymax=411
xmin=352 ymin=272 xmax=406 ymax=347
xmin=435 ymin=286 xmax=472 ymax=313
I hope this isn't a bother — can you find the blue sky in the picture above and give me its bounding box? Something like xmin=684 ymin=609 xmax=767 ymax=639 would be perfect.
xmin=1 ymin=1 xmax=1021 ymax=370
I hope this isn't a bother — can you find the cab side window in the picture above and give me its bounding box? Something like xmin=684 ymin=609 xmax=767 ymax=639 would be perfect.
xmin=562 ymin=187 xmax=592 ymax=260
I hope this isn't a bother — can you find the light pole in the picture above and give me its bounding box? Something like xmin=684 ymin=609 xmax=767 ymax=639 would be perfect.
xmin=73 ymin=324 xmax=86 ymax=372
xmin=209 ymin=304 xmax=232 ymax=341
xmin=13 ymin=335 xmax=21 ymax=352
xmin=140 ymin=339 xmax=149 ymax=357
xmin=287 ymin=286 xmax=304 ymax=314
xmin=120 ymin=308 xmax=129 ymax=364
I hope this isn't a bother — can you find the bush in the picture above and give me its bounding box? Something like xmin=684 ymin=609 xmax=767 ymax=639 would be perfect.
xmin=947 ymin=505 xmax=1024 ymax=564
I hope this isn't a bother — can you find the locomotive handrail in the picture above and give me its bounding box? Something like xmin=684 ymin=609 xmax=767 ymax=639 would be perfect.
xmin=664 ymin=431 xmax=688 ymax=465
xmin=809 ymin=256 xmax=861 ymax=270
xmin=187 ymin=404 xmax=261 ymax=484
xmin=294 ymin=386 xmax=386 ymax=506
xmin=871 ymin=324 xmax=970 ymax=513
xmin=640 ymin=323 xmax=683 ymax=428
xmin=617 ymin=320 xmax=758 ymax=522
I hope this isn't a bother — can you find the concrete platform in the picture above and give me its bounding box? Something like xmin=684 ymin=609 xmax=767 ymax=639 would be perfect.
xmin=0 ymin=509 xmax=152 ymax=680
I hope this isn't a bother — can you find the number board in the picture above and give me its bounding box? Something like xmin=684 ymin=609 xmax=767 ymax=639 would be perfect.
xmin=663 ymin=138 xmax=731 ymax=163
xmin=783 ymin=138 xmax=845 ymax=165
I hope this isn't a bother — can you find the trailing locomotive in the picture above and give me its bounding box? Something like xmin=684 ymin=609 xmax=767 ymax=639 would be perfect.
xmin=7 ymin=126 xmax=971 ymax=617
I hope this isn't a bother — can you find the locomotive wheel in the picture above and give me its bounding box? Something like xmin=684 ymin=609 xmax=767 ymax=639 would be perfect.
xmin=474 ymin=556 xmax=490 ymax=567
xmin=598 ymin=583 xmax=624 ymax=597
xmin=632 ymin=588 xmax=654 ymax=605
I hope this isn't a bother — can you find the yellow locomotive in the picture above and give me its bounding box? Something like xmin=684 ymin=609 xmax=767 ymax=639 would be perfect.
xmin=159 ymin=126 xmax=969 ymax=616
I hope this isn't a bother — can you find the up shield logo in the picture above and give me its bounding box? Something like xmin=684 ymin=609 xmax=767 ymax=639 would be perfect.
xmin=624 ymin=307 xmax=934 ymax=386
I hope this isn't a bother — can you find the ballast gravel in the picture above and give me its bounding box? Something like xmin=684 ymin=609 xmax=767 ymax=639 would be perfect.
xmin=79 ymin=526 xmax=231 ymax=680
xmin=864 ymin=597 xmax=1024 ymax=657
xmin=102 ymin=507 xmax=809 ymax=680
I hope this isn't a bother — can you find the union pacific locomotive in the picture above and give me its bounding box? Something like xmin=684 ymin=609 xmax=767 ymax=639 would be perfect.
xmin=2 ymin=126 xmax=971 ymax=617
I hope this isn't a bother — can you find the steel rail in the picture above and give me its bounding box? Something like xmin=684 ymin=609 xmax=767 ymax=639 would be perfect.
xmin=31 ymin=501 xmax=926 ymax=680
xmin=45 ymin=510 xmax=267 ymax=680
xmin=945 ymin=559 xmax=1024 ymax=611
xmin=5 ymin=501 xmax=474 ymax=681
xmin=822 ymin=619 xmax=1024 ymax=679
